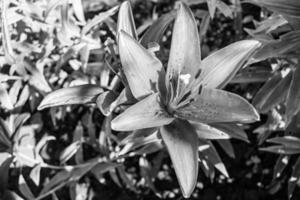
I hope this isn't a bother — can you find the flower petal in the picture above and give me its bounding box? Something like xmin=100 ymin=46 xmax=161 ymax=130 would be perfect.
xmin=111 ymin=93 xmax=173 ymax=131
xmin=166 ymin=2 xmax=201 ymax=101
xmin=198 ymin=40 xmax=261 ymax=89
xmin=190 ymin=122 xmax=230 ymax=140
xmin=175 ymin=88 xmax=260 ymax=123
xmin=117 ymin=1 xmax=137 ymax=39
xmin=160 ymin=119 xmax=198 ymax=198
xmin=118 ymin=31 xmax=165 ymax=99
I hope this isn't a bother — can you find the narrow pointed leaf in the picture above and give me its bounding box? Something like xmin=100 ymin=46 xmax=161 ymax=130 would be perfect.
xmin=38 ymin=85 xmax=103 ymax=110
xmin=198 ymin=40 xmax=261 ymax=89
xmin=286 ymin=65 xmax=300 ymax=124
xmin=118 ymin=31 xmax=164 ymax=99
xmin=217 ymin=140 xmax=235 ymax=158
xmin=117 ymin=1 xmax=137 ymax=39
xmin=248 ymin=0 xmax=300 ymax=18
xmin=259 ymin=72 xmax=292 ymax=113
xmin=175 ymin=88 xmax=259 ymax=124
xmin=267 ymin=136 xmax=300 ymax=148
xmin=160 ymin=119 xmax=198 ymax=198
xmin=212 ymin=123 xmax=249 ymax=142
xmin=288 ymin=157 xmax=300 ymax=199
xmin=252 ymin=72 xmax=282 ymax=109
xmin=166 ymin=2 xmax=201 ymax=98
xmin=71 ymin=0 xmax=86 ymax=24
xmin=260 ymin=145 xmax=300 ymax=154
xmin=111 ymin=93 xmax=173 ymax=131
xmin=206 ymin=0 xmax=217 ymax=18
xmin=190 ymin=122 xmax=230 ymax=139
xmin=199 ymin=140 xmax=229 ymax=177
xmin=81 ymin=5 xmax=119 ymax=35
xmin=140 ymin=11 xmax=176 ymax=47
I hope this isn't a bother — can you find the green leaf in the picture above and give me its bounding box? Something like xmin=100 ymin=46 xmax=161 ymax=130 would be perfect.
xmin=217 ymin=140 xmax=235 ymax=158
xmin=258 ymin=72 xmax=292 ymax=113
xmin=199 ymin=140 xmax=229 ymax=177
xmin=118 ymin=31 xmax=165 ymax=99
xmin=38 ymin=84 xmax=103 ymax=110
xmin=206 ymin=0 xmax=217 ymax=18
xmin=175 ymin=88 xmax=259 ymax=124
xmin=59 ymin=141 xmax=81 ymax=164
xmin=111 ymin=93 xmax=173 ymax=131
xmin=190 ymin=122 xmax=230 ymax=139
xmin=286 ymin=65 xmax=300 ymax=124
xmin=117 ymin=1 xmax=137 ymax=40
xmin=160 ymin=119 xmax=198 ymax=198
xmin=1 ymin=0 xmax=15 ymax=64
xmin=273 ymin=155 xmax=289 ymax=179
xmin=81 ymin=5 xmax=119 ymax=35
xmin=267 ymin=136 xmax=300 ymax=148
xmin=212 ymin=123 xmax=249 ymax=143
xmin=248 ymin=0 xmax=300 ymax=18
xmin=252 ymin=31 xmax=300 ymax=61
xmin=260 ymin=145 xmax=300 ymax=154
xmin=19 ymin=174 xmax=35 ymax=199
xmin=166 ymin=2 xmax=201 ymax=101
xmin=252 ymin=72 xmax=282 ymax=109
xmin=71 ymin=0 xmax=86 ymax=24
xmin=0 ymin=84 xmax=13 ymax=110
xmin=0 ymin=155 xmax=13 ymax=194
xmin=198 ymin=40 xmax=261 ymax=89
xmin=288 ymin=156 xmax=300 ymax=199
xmin=96 ymin=91 xmax=119 ymax=116
xmin=30 ymin=164 xmax=41 ymax=186
xmin=140 ymin=11 xmax=176 ymax=47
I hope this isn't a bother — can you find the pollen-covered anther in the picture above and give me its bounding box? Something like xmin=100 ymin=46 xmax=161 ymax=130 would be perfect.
xmin=179 ymin=73 xmax=191 ymax=85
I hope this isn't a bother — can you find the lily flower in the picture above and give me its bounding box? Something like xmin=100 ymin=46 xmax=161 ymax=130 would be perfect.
xmin=112 ymin=2 xmax=261 ymax=198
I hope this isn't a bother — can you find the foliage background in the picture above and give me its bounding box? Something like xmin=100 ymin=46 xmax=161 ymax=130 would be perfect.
xmin=1 ymin=0 xmax=300 ymax=199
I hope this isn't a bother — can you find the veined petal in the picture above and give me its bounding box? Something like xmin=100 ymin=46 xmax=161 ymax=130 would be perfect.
xmin=198 ymin=40 xmax=261 ymax=89
xmin=118 ymin=31 xmax=165 ymax=99
xmin=166 ymin=2 xmax=201 ymax=101
xmin=160 ymin=119 xmax=198 ymax=198
xmin=175 ymin=88 xmax=260 ymax=123
xmin=117 ymin=1 xmax=137 ymax=40
xmin=111 ymin=93 xmax=173 ymax=131
xmin=190 ymin=122 xmax=230 ymax=140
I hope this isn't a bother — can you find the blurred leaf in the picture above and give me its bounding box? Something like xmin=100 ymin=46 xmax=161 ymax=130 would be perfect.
xmin=45 ymin=0 xmax=67 ymax=18
xmin=0 ymin=84 xmax=13 ymax=110
xmin=248 ymin=0 xmax=300 ymax=18
xmin=38 ymin=84 xmax=103 ymax=110
xmin=175 ymin=88 xmax=259 ymax=123
xmin=206 ymin=0 xmax=217 ymax=18
xmin=71 ymin=0 xmax=86 ymax=24
xmin=260 ymin=145 xmax=300 ymax=154
xmin=199 ymin=140 xmax=229 ymax=177
xmin=230 ymin=66 xmax=272 ymax=83
xmin=111 ymin=93 xmax=173 ymax=131
xmin=60 ymin=141 xmax=81 ymax=164
xmin=198 ymin=40 xmax=261 ymax=89
xmin=160 ymin=119 xmax=198 ymax=198
xmin=273 ymin=155 xmax=289 ymax=179
xmin=96 ymin=91 xmax=118 ymax=116
xmin=286 ymin=65 xmax=300 ymax=124
xmin=216 ymin=0 xmax=233 ymax=18
xmin=267 ymin=136 xmax=300 ymax=148
xmin=253 ymin=72 xmax=282 ymax=109
xmin=0 ymin=155 xmax=13 ymax=194
xmin=217 ymin=140 xmax=235 ymax=158
xmin=252 ymin=31 xmax=300 ymax=61
xmin=212 ymin=123 xmax=249 ymax=142
xmin=288 ymin=156 xmax=300 ymax=199
xmin=258 ymin=72 xmax=292 ymax=113
xmin=81 ymin=5 xmax=119 ymax=35
xmin=19 ymin=174 xmax=35 ymax=199
xmin=140 ymin=11 xmax=176 ymax=47
xmin=117 ymin=1 xmax=137 ymax=40
xmin=1 ymin=0 xmax=15 ymax=64
xmin=30 ymin=164 xmax=41 ymax=186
